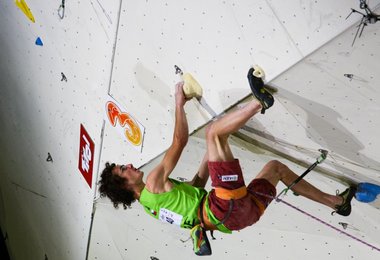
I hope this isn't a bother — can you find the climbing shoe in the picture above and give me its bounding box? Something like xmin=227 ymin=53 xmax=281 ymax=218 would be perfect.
xmin=247 ymin=66 xmax=274 ymax=114
xmin=191 ymin=225 xmax=212 ymax=256
xmin=332 ymin=186 xmax=357 ymax=216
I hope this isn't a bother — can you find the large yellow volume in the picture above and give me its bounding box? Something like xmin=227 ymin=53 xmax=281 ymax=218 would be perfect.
xmin=181 ymin=73 xmax=203 ymax=99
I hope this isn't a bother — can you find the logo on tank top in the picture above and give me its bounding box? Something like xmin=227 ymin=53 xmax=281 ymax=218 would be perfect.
xmin=220 ymin=175 xmax=238 ymax=182
xmin=159 ymin=208 xmax=183 ymax=226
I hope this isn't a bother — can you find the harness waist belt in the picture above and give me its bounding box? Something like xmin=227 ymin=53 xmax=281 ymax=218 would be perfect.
xmin=199 ymin=187 xmax=266 ymax=231
xmin=215 ymin=186 xmax=265 ymax=216
xmin=215 ymin=186 xmax=247 ymax=200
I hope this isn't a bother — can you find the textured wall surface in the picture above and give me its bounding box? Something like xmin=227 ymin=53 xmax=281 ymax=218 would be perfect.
xmin=0 ymin=0 xmax=379 ymax=259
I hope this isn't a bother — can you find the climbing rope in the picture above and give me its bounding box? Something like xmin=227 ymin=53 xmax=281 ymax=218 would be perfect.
xmin=254 ymin=191 xmax=380 ymax=253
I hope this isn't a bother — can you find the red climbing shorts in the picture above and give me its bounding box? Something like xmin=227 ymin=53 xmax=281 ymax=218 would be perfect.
xmin=207 ymin=159 xmax=276 ymax=231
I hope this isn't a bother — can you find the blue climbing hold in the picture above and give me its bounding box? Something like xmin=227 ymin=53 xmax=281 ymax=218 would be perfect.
xmin=35 ymin=37 xmax=43 ymax=46
xmin=355 ymin=182 xmax=380 ymax=203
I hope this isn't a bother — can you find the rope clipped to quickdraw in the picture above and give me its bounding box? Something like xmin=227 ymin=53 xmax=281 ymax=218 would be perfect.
xmin=276 ymin=149 xmax=328 ymax=200
xmin=255 ymin=190 xmax=380 ymax=252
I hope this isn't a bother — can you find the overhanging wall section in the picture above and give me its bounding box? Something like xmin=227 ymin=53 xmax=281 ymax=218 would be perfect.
xmin=99 ymin=0 xmax=366 ymax=169
xmin=246 ymin=14 xmax=380 ymax=188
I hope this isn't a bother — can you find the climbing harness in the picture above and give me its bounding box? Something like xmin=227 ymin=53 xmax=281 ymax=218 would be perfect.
xmin=198 ymin=195 xmax=233 ymax=238
xmin=189 ymin=188 xmax=242 ymax=256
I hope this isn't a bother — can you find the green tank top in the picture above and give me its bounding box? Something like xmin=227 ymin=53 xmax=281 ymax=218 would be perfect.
xmin=139 ymin=179 xmax=207 ymax=229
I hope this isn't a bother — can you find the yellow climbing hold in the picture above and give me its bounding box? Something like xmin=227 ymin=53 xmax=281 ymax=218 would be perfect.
xmin=15 ymin=0 xmax=35 ymax=23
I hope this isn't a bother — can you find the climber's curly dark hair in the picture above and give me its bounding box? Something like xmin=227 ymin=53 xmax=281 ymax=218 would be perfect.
xmin=99 ymin=162 xmax=136 ymax=209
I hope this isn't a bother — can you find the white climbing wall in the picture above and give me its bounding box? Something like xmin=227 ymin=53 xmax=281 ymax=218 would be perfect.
xmin=0 ymin=0 xmax=379 ymax=260
xmin=0 ymin=0 xmax=121 ymax=259
xmin=247 ymin=17 xmax=380 ymax=187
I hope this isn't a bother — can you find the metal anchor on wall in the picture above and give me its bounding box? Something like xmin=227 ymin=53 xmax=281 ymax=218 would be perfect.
xmin=346 ymin=0 xmax=380 ymax=46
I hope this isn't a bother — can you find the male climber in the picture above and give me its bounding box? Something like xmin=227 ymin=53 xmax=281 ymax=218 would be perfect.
xmin=99 ymin=68 xmax=356 ymax=255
